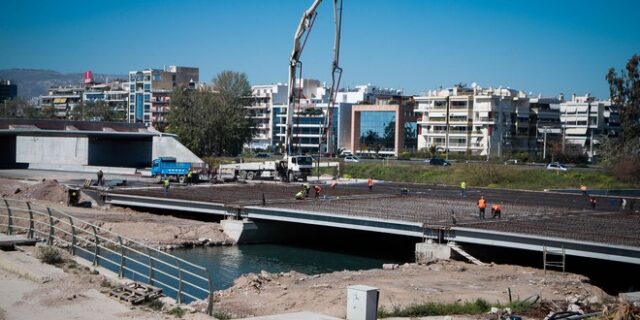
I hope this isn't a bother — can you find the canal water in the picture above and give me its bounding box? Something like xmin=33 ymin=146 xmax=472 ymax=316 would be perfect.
xmin=170 ymin=243 xmax=400 ymax=291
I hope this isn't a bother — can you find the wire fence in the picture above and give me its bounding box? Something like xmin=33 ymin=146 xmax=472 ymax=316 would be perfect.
xmin=0 ymin=198 xmax=214 ymax=315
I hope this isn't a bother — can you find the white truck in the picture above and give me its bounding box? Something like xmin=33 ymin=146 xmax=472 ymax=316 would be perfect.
xmin=218 ymin=155 xmax=314 ymax=182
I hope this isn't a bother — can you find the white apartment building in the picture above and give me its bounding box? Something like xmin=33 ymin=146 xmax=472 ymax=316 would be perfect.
xmin=559 ymin=93 xmax=619 ymax=157
xmin=246 ymin=79 xmax=328 ymax=152
xmin=336 ymin=84 xmax=403 ymax=104
xmin=246 ymin=83 xmax=288 ymax=150
xmin=414 ymin=84 xmax=529 ymax=157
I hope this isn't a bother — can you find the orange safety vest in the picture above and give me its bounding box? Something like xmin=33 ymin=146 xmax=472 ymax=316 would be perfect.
xmin=491 ymin=204 xmax=501 ymax=211
xmin=368 ymin=179 xmax=373 ymax=187
xmin=478 ymin=198 xmax=486 ymax=209
xmin=314 ymin=186 xmax=322 ymax=192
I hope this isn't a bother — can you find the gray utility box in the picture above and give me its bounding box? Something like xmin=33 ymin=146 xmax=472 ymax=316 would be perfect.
xmin=346 ymin=285 xmax=379 ymax=320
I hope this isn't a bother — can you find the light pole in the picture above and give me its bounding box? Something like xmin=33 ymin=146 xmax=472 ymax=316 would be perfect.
xmin=542 ymin=126 xmax=549 ymax=160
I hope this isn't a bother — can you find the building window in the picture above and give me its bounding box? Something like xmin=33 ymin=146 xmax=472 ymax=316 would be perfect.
xmin=130 ymin=84 xmax=135 ymax=91
xmin=144 ymin=104 xmax=151 ymax=112
xmin=144 ymin=83 xmax=151 ymax=92
xmin=144 ymin=94 xmax=151 ymax=102
xmin=359 ymin=111 xmax=396 ymax=150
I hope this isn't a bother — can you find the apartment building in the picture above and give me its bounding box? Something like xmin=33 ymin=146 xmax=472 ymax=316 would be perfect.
xmin=127 ymin=66 xmax=198 ymax=127
xmin=39 ymin=86 xmax=84 ymax=118
xmin=246 ymin=83 xmax=288 ymax=150
xmin=559 ymin=93 xmax=619 ymax=157
xmin=82 ymin=81 xmax=129 ymax=120
xmin=414 ymin=84 xmax=529 ymax=157
xmin=335 ymin=84 xmax=403 ymax=104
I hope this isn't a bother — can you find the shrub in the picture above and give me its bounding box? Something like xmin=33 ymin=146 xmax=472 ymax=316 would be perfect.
xmin=612 ymin=157 xmax=640 ymax=183
xmin=168 ymin=307 xmax=186 ymax=318
xmin=146 ymin=299 xmax=164 ymax=311
xmin=37 ymin=245 xmax=63 ymax=265
xmin=213 ymin=311 xmax=232 ymax=320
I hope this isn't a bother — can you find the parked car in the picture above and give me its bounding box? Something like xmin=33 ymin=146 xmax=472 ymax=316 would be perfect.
xmin=427 ymin=158 xmax=451 ymax=166
xmin=546 ymin=162 xmax=568 ymax=171
xmin=255 ymin=153 xmax=271 ymax=158
xmin=504 ymin=159 xmax=519 ymax=165
xmin=344 ymin=155 xmax=361 ymax=163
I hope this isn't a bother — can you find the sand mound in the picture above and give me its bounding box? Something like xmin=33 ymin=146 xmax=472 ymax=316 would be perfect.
xmin=13 ymin=179 xmax=68 ymax=203
xmin=0 ymin=178 xmax=29 ymax=197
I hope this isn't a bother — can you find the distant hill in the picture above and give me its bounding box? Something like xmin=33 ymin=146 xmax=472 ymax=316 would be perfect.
xmin=0 ymin=69 xmax=127 ymax=99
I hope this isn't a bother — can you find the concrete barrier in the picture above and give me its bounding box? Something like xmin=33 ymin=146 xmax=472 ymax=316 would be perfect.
xmin=415 ymin=240 xmax=451 ymax=263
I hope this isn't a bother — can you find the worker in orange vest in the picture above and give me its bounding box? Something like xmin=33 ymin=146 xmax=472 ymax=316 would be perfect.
xmin=477 ymin=196 xmax=486 ymax=219
xmin=491 ymin=204 xmax=502 ymax=219
xmin=314 ymin=185 xmax=322 ymax=198
xmin=367 ymin=178 xmax=374 ymax=191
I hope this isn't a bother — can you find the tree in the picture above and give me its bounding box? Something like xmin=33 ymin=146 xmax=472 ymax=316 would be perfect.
xmin=1 ymin=98 xmax=38 ymax=118
xmin=166 ymin=71 xmax=254 ymax=157
xmin=604 ymin=54 xmax=640 ymax=182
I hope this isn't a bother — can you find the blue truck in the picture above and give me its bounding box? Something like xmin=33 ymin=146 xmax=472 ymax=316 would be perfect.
xmin=151 ymin=157 xmax=193 ymax=183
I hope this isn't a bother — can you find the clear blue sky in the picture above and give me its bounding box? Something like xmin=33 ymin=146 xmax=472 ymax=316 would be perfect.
xmin=1 ymin=0 xmax=638 ymax=98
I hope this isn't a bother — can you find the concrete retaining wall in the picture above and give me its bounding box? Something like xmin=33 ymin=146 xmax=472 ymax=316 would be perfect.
xmin=153 ymin=136 xmax=204 ymax=164
xmin=16 ymin=136 xmax=88 ymax=165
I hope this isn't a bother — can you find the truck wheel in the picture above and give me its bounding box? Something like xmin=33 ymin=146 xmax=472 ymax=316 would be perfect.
xmin=178 ymin=175 xmax=186 ymax=184
xmin=239 ymin=170 xmax=248 ymax=180
xmin=288 ymin=171 xmax=294 ymax=182
xmin=247 ymin=171 xmax=256 ymax=180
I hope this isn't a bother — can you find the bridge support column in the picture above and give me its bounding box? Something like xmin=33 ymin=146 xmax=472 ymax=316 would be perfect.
xmin=221 ymin=218 xmax=291 ymax=244
xmin=415 ymin=240 xmax=451 ymax=263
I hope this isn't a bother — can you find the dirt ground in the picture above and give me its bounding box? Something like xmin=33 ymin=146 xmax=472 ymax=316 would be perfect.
xmin=0 ymin=247 xmax=210 ymax=320
xmin=0 ymin=178 xmax=231 ymax=248
xmin=207 ymin=261 xmax=609 ymax=319
xmin=0 ymin=175 xmax=623 ymax=319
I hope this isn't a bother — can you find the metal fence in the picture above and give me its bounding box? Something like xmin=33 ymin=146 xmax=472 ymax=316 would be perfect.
xmin=0 ymin=198 xmax=213 ymax=315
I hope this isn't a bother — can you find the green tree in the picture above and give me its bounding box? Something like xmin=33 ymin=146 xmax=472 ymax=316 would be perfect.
xmin=605 ymin=54 xmax=640 ymax=157
xmin=166 ymin=71 xmax=253 ymax=157
xmin=604 ymin=54 xmax=640 ymax=182
xmin=1 ymin=98 xmax=39 ymax=118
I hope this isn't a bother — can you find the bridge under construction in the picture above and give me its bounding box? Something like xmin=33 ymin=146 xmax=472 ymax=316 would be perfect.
xmin=103 ymin=182 xmax=640 ymax=265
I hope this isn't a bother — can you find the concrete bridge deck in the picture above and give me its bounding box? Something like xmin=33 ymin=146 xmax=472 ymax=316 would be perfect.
xmin=103 ymin=182 xmax=640 ymax=264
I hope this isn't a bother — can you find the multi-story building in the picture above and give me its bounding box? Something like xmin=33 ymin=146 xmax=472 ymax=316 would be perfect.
xmin=39 ymin=86 xmax=84 ymax=118
xmin=414 ymin=84 xmax=529 ymax=157
xmin=246 ymin=83 xmax=288 ymax=150
xmin=559 ymin=93 xmax=619 ymax=157
xmin=0 ymin=80 xmax=18 ymax=104
xmin=82 ymin=81 xmax=129 ymax=120
xmin=127 ymin=66 xmax=198 ymax=127
xmin=336 ymin=84 xmax=403 ymax=104
xmin=348 ymin=96 xmax=416 ymax=157
xmin=246 ymin=79 xmax=329 ymax=153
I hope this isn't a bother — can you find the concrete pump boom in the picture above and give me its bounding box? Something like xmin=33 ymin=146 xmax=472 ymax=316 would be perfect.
xmin=285 ymin=0 xmax=343 ymax=156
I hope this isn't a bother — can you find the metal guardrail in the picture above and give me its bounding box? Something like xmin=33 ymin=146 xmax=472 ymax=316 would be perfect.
xmin=0 ymin=198 xmax=214 ymax=315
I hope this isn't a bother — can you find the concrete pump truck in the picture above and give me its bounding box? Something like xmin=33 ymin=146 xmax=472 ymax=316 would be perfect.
xmin=219 ymin=0 xmax=344 ymax=182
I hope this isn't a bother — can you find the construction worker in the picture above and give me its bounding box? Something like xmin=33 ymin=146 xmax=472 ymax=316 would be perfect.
xmin=580 ymin=185 xmax=588 ymax=195
xmin=303 ymin=182 xmax=311 ymax=197
xmin=187 ymin=169 xmax=193 ymax=185
xmin=163 ymin=178 xmax=170 ymax=195
xmin=491 ymin=204 xmax=502 ymax=219
xmin=97 ymin=169 xmax=104 ymax=186
xmin=589 ymin=196 xmax=597 ymax=209
xmin=295 ymin=190 xmax=305 ymax=200
xmin=367 ymin=178 xmax=374 ymax=191
xmin=460 ymin=181 xmax=467 ymax=196
xmin=451 ymin=210 xmax=457 ymax=225
xmin=477 ymin=196 xmax=486 ymax=219
xmin=314 ymin=185 xmax=322 ymax=198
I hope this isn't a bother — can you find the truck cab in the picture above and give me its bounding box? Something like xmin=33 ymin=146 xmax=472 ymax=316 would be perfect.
xmin=285 ymin=155 xmax=313 ymax=181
